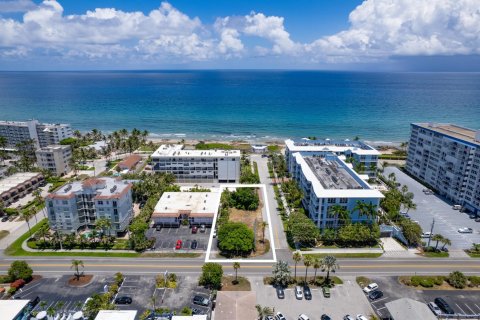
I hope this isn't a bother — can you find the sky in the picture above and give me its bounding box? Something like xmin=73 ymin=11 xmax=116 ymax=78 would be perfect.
xmin=0 ymin=0 xmax=479 ymax=71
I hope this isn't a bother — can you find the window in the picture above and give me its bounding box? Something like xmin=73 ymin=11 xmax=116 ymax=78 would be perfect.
xmin=327 ymin=198 xmax=336 ymax=204
xmin=340 ymin=198 xmax=348 ymax=204
xmin=97 ymin=201 xmax=103 ymax=205
xmin=62 ymin=200 xmax=68 ymax=205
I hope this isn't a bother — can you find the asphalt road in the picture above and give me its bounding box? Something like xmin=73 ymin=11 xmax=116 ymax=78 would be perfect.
xmin=1 ymin=257 xmax=479 ymax=276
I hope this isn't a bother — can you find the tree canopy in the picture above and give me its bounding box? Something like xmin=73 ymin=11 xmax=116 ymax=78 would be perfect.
xmin=217 ymin=222 xmax=255 ymax=256
xmin=199 ymin=263 xmax=223 ymax=289
xmin=8 ymin=260 xmax=33 ymax=282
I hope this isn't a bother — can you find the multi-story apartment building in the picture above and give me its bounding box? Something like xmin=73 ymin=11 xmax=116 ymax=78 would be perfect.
xmin=0 ymin=172 xmax=44 ymax=206
xmin=46 ymin=178 xmax=133 ymax=234
xmin=285 ymin=138 xmax=380 ymax=177
xmin=406 ymin=123 xmax=480 ymax=215
xmin=0 ymin=119 xmax=72 ymax=149
xmin=291 ymin=153 xmax=383 ymax=229
xmin=35 ymin=145 xmax=72 ymax=176
xmin=151 ymin=144 xmax=240 ymax=183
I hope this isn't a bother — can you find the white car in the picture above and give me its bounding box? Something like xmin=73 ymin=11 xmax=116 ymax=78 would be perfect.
xmin=356 ymin=315 xmax=368 ymax=320
xmin=458 ymin=227 xmax=473 ymax=233
xmin=362 ymin=283 xmax=378 ymax=293
xmin=298 ymin=314 xmax=310 ymax=320
xmin=275 ymin=312 xmax=287 ymax=320
xmin=295 ymin=286 xmax=303 ymax=299
xmin=421 ymin=232 xmax=432 ymax=238
xmin=428 ymin=302 xmax=442 ymax=316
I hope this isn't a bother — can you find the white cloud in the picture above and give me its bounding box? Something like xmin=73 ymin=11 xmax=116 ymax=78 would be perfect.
xmin=0 ymin=0 xmax=479 ymax=66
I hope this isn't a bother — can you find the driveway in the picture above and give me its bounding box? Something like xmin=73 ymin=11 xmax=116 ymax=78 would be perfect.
xmin=384 ymin=167 xmax=480 ymax=249
xmin=146 ymin=225 xmax=211 ymax=251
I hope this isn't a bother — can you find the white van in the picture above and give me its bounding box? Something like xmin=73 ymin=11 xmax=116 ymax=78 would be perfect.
xmin=452 ymin=205 xmax=462 ymax=210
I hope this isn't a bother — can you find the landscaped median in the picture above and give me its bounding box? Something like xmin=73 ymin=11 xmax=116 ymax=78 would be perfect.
xmin=5 ymin=219 xmax=200 ymax=258
xmin=399 ymin=271 xmax=480 ymax=290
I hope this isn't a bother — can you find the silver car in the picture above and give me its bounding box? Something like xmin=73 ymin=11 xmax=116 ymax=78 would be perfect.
xmin=458 ymin=227 xmax=473 ymax=233
xmin=428 ymin=302 xmax=442 ymax=316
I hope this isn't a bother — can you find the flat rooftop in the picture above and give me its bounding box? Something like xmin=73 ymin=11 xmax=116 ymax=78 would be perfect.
xmin=285 ymin=138 xmax=379 ymax=155
xmin=0 ymin=299 xmax=30 ymax=320
xmin=414 ymin=123 xmax=480 ymax=145
xmin=95 ymin=310 xmax=137 ymax=320
xmin=153 ymin=192 xmax=219 ymax=217
xmin=0 ymin=172 xmax=43 ymax=193
xmin=50 ymin=177 xmax=130 ymax=200
xmin=152 ymin=144 xmax=240 ymax=158
xmin=37 ymin=144 xmax=70 ymax=152
xmin=304 ymin=156 xmax=362 ymax=190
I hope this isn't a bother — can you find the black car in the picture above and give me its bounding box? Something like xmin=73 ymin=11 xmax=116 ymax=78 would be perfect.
xmin=28 ymin=296 xmax=40 ymax=309
xmin=115 ymin=296 xmax=132 ymax=304
xmin=303 ymin=285 xmax=312 ymax=300
xmin=1 ymin=216 xmax=8 ymax=222
xmin=369 ymin=290 xmax=384 ymax=300
xmin=191 ymin=240 xmax=198 ymax=249
xmin=276 ymin=286 xmax=285 ymax=299
xmin=193 ymin=295 xmax=209 ymax=306
xmin=434 ymin=297 xmax=455 ymax=315
xmin=192 ymin=308 xmax=203 ymax=315
xmin=321 ymin=315 xmax=332 ymax=320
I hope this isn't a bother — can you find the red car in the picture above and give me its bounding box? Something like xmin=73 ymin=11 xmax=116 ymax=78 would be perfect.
xmin=192 ymin=226 xmax=198 ymax=234
xmin=175 ymin=239 xmax=183 ymax=250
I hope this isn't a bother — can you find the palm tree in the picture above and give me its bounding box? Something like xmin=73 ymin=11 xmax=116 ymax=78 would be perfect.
xmin=292 ymin=251 xmax=302 ymax=281
xmin=441 ymin=237 xmax=452 ymax=250
xmin=432 ymin=234 xmax=444 ymax=250
xmin=329 ymin=205 xmax=350 ymax=227
xmin=233 ymin=262 xmax=240 ymax=282
xmin=0 ymin=200 xmax=4 ymax=216
xmin=404 ymin=200 xmax=417 ymax=213
xmin=261 ymin=221 xmax=268 ymax=242
xmin=255 ymin=304 xmax=273 ymax=320
xmin=353 ymin=200 xmax=367 ymax=219
xmin=21 ymin=209 xmax=34 ymax=236
xmin=95 ymin=217 xmax=112 ymax=236
xmin=364 ymin=203 xmax=378 ymax=221
xmin=303 ymin=255 xmax=313 ymax=283
xmin=0 ymin=136 xmax=7 ymax=166
xmin=39 ymin=301 xmax=47 ymax=311
xmin=73 ymin=130 xmax=82 ymax=139
xmin=312 ymin=257 xmax=321 ymax=284
xmin=47 ymin=306 xmax=56 ymax=318
xmin=320 ymin=255 xmax=339 ymax=284
xmin=36 ymin=224 xmax=49 ymax=247
xmin=71 ymin=259 xmax=84 ymax=280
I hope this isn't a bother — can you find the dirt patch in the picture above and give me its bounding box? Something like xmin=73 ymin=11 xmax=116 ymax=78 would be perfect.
xmin=221 ymin=276 xmax=251 ymax=291
xmin=67 ymin=275 xmax=93 ymax=287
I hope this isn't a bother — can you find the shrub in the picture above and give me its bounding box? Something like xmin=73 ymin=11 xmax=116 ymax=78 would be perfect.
xmin=420 ymin=278 xmax=434 ymax=288
xmin=448 ymin=271 xmax=467 ymax=289
xmin=8 ymin=261 xmax=33 ymax=282
xmin=217 ymin=222 xmax=255 ymax=256
xmin=468 ymin=276 xmax=480 ymax=287
xmin=434 ymin=276 xmax=445 ymax=286
xmin=8 ymin=287 xmax=17 ymax=295
xmin=10 ymin=279 xmax=26 ymax=289
xmin=109 ymin=284 xmax=119 ymax=294
xmin=410 ymin=276 xmax=421 ymax=287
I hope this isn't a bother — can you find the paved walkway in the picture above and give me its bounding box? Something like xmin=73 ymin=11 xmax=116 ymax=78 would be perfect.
xmin=0 ymin=208 xmax=47 ymax=249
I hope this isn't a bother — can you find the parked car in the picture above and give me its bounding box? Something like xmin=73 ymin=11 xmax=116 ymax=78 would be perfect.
xmin=356 ymin=315 xmax=369 ymax=320
xmin=192 ymin=226 xmax=198 ymax=234
xmin=343 ymin=316 xmax=355 ymax=320
xmin=452 ymin=205 xmax=462 ymax=210
xmin=298 ymin=314 xmax=310 ymax=320
xmin=115 ymin=296 xmax=132 ymax=304
xmin=321 ymin=315 xmax=332 ymax=320
xmin=276 ymin=287 xmax=285 ymax=299
xmin=441 ymin=247 xmax=449 ymax=252
xmin=265 ymin=316 xmax=274 ymax=320
xmin=434 ymin=297 xmax=454 ymax=315
xmin=458 ymin=227 xmax=473 ymax=233
xmin=303 ymin=285 xmax=312 ymax=300
xmin=191 ymin=240 xmax=198 ymax=249
xmin=200 ymin=224 xmax=206 ymax=233
xmin=363 ymin=283 xmax=378 ymax=293
xmin=155 ymin=225 xmax=162 ymax=231
xmin=369 ymin=290 xmax=384 ymax=300
xmin=423 ymin=189 xmax=433 ymax=195
xmin=27 ymin=296 xmax=40 ymax=309
xmin=322 ymin=286 xmax=330 ymax=298
xmin=421 ymin=232 xmax=432 ymax=238
xmin=476 ymin=218 xmax=480 ymax=222
xmin=193 ymin=295 xmax=209 ymax=306
xmin=295 ymin=286 xmax=303 ymax=299
xmin=213 ymin=229 xmax=217 ymax=238
xmin=469 ymin=215 xmax=477 ymax=219
xmin=427 ymin=302 xmax=442 ymax=316
xmin=275 ymin=312 xmax=287 ymax=320
xmin=175 ymin=239 xmax=183 ymax=249
xmin=191 ymin=308 xmax=203 ymax=315
xmin=1 ymin=216 xmax=8 ymax=222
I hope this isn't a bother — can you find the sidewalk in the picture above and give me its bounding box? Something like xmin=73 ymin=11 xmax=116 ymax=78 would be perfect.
xmin=0 ymin=208 xmax=47 ymax=249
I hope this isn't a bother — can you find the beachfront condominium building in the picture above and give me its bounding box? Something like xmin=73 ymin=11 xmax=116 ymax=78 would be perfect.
xmin=291 ymin=153 xmax=384 ymax=229
xmin=35 ymin=145 xmax=72 ymax=176
xmin=406 ymin=123 xmax=480 ymax=215
xmin=0 ymin=119 xmax=72 ymax=149
xmin=46 ymin=178 xmax=133 ymax=234
xmin=285 ymin=138 xmax=380 ymax=177
xmin=151 ymin=144 xmax=241 ymax=183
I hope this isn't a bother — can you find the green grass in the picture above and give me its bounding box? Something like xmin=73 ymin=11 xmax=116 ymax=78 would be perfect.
xmin=305 ymin=252 xmax=383 ymax=259
xmin=138 ymin=145 xmax=158 ymax=152
xmin=466 ymin=251 xmax=480 ymax=258
xmin=423 ymin=251 xmax=449 ymax=258
xmin=0 ymin=230 xmax=10 ymax=240
xmin=107 ymin=159 xmax=121 ymax=169
xmin=379 ymin=154 xmax=407 ymax=160
xmin=195 ymin=142 xmax=233 ymax=150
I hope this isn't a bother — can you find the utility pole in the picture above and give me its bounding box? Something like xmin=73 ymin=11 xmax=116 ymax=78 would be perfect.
xmin=427 ymin=218 xmax=435 ymax=248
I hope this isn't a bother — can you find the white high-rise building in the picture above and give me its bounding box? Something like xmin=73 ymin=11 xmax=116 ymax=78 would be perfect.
xmin=35 ymin=145 xmax=72 ymax=176
xmin=285 ymin=138 xmax=380 ymax=177
xmin=151 ymin=144 xmax=240 ymax=183
xmin=46 ymin=178 xmax=133 ymax=234
xmin=406 ymin=123 xmax=480 ymax=215
xmin=0 ymin=119 xmax=72 ymax=149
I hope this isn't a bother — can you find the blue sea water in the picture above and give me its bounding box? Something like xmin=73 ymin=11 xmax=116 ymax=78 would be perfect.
xmin=0 ymin=71 xmax=479 ymax=143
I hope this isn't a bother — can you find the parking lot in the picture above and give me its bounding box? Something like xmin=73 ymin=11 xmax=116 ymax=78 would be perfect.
xmin=254 ymin=276 xmax=374 ymax=320
xmin=384 ymin=167 xmax=480 ymax=249
xmin=115 ymin=275 xmax=157 ymax=315
xmin=13 ymin=275 xmax=112 ymax=314
xmin=146 ymin=225 xmax=211 ymax=251
xmin=366 ymin=276 xmax=480 ymax=319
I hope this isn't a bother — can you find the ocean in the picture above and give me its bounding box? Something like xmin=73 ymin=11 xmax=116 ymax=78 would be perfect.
xmin=0 ymin=71 xmax=479 ymax=143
